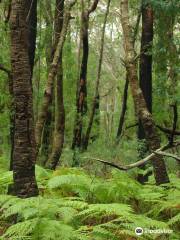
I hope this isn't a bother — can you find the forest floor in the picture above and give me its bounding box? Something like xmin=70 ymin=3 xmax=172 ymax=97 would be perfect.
xmin=0 ymin=166 xmax=179 ymax=240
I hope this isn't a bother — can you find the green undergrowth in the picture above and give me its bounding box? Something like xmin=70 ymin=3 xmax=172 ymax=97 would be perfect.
xmin=0 ymin=166 xmax=179 ymax=240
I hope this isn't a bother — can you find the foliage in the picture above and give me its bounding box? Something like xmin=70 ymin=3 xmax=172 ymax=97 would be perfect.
xmin=0 ymin=167 xmax=179 ymax=240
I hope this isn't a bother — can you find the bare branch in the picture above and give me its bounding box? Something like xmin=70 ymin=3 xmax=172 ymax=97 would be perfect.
xmin=85 ymin=142 xmax=180 ymax=171
xmin=88 ymin=0 xmax=99 ymax=14
xmin=153 ymin=151 xmax=180 ymax=162
xmin=125 ymin=122 xmax=180 ymax=135
xmin=156 ymin=125 xmax=180 ymax=135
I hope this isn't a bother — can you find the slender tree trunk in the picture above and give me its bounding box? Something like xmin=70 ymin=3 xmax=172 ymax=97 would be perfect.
xmin=120 ymin=0 xmax=169 ymax=185
xmin=116 ymin=75 xmax=129 ymax=141
xmin=72 ymin=9 xmax=89 ymax=149
xmin=35 ymin=1 xmax=76 ymax=153
xmin=25 ymin=0 xmax=37 ymax=76
xmin=72 ymin=0 xmax=99 ymax=150
xmin=40 ymin=2 xmax=54 ymax=166
xmin=166 ymin=17 xmax=179 ymax=173
xmin=47 ymin=0 xmax=65 ymax=170
xmin=137 ymin=2 xmax=153 ymax=183
xmin=10 ymin=0 xmax=38 ymax=197
xmin=83 ymin=0 xmax=111 ymax=150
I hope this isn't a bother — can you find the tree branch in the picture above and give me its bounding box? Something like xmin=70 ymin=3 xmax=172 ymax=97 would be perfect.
xmin=156 ymin=125 xmax=180 ymax=136
xmin=153 ymin=151 xmax=180 ymax=162
xmin=88 ymin=0 xmax=99 ymax=14
xmin=125 ymin=122 xmax=180 ymax=135
xmin=85 ymin=142 xmax=180 ymax=171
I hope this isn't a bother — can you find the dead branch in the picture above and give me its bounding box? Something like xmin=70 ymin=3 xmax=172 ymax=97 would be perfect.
xmin=153 ymin=151 xmax=180 ymax=162
xmin=85 ymin=142 xmax=180 ymax=171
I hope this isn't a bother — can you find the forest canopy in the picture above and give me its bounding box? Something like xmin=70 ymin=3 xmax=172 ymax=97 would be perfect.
xmin=0 ymin=0 xmax=179 ymax=239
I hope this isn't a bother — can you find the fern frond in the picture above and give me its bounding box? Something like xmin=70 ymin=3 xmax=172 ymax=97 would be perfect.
xmin=2 ymin=218 xmax=38 ymax=240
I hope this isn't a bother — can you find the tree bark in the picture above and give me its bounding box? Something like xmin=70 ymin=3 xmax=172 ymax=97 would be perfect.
xmin=9 ymin=0 xmax=38 ymax=171
xmin=10 ymin=0 xmax=38 ymax=197
xmin=120 ymin=0 xmax=169 ymax=185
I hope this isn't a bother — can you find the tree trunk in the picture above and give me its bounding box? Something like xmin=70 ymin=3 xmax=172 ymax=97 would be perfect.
xmin=10 ymin=0 xmax=38 ymax=197
xmin=116 ymin=6 xmax=141 ymax=144
xmin=9 ymin=0 xmax=37 ymax=171
xmin=83 ymin=0 xmax=111 ymax=150
xmin=137 ymin=2 xmax=153 ymax=183
xmin=47 ymin=0 xmax=65 ymax=170
xmin=39 ymin=2 xmax=54 ymax=166
xmin=72 ymin=0 xmax=99 ymax=150
xmin=116 ymin=75 xmax=129 ymax=142
xmin=25 ymin=0 xmax=37 ymax=76
xmin=72 ymin=10 xmax=89 ymax=149
xmin=120 ymin=0 xmax=169 ymax=185
xmin=35 ymin=1 xmax=75 ymax=152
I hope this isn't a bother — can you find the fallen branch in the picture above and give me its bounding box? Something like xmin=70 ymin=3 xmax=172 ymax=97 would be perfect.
xmin=85 ymin=142 xmax=180 ymax=171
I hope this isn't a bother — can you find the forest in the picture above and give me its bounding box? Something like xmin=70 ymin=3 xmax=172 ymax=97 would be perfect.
xmin=0 ymin=0 xmax=179 ymax=239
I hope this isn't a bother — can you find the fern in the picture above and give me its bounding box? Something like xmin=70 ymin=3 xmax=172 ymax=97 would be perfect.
xmin=0 ymin=168 xmax=179 ymax=240
xmin=168 ymin=213 xmax=180 ymax=226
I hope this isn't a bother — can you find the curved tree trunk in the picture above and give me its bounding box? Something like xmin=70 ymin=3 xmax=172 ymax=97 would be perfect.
xmin=120 ymin=0 xmax=169 ymax=185
xmin=10 ymin=0 xmax=38 ymax=197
